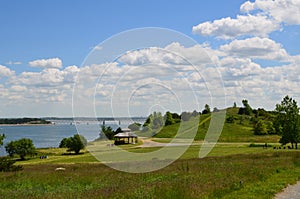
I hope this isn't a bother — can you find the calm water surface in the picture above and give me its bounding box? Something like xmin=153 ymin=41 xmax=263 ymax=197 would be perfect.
xmin=0 ymin=119 xmax=144 ymax=156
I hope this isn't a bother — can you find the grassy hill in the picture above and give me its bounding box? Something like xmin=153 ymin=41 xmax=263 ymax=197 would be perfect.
xmin=151 ymin=107 xmax=280 ymax=143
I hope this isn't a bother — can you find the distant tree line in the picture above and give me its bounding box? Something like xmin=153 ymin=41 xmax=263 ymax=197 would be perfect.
xmin=229 ymin=96 xmax=300 ymax=149
xmin=0 ymin=118 xmax=51 ymax=125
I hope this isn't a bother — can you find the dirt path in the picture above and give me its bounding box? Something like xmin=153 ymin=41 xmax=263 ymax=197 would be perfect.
xmin=139 ymin=138 xmax=190 ymax=148
xmin=274 ymin=181 xmax=300 ymax=199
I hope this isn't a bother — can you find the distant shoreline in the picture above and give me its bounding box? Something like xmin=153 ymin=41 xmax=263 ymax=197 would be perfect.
xmin=0 ymin=123 xmax=54 ymax=127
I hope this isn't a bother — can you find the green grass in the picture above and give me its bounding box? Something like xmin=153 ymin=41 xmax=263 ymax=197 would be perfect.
xmin=2 ymin=151 xmax=300 ymax=198
xmin=149 ymin=108 xmax=280 ymax=143
xmin=16 ymin=142 xmax=289 ymax=165
xmin=0 ymin=108 xmax=296 ymax=198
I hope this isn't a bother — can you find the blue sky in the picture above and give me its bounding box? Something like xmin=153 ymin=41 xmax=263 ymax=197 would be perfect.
xmin=0 ymin=0 xmax=246 ymax=71
xmin=1 ymin=0 xmax=300 ymax=117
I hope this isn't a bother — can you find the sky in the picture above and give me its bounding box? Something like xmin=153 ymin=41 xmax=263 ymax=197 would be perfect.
xmin=1 ymin=0 xmax=300 ymax=117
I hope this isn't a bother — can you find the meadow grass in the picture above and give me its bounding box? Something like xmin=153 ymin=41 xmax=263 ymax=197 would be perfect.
xmin=2 ymin=151 xmax=300 ymax=198
xmin=1 ymin=109 xmax=295 ymax=198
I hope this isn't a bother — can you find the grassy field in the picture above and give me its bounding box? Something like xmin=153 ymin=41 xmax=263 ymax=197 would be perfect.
xmin=1 ymin=150 xmax=300 ymax=198
xmin=0 ymin=108 xmax=297 ymax=198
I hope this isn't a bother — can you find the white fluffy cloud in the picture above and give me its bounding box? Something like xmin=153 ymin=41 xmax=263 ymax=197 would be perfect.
xmin=0 ymin=65 xmax=15 ymax=77
xmin=192 ymin=14 xmax=279 ymax=39
xmin=29 ymin=58 xmax=63 ymax=69
xmin=241 ymin=0 xmax=300 ymax=25
xmin=220 ymin=37 xmax=290 ymax=61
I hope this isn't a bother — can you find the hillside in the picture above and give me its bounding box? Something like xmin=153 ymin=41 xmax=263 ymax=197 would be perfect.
xmin=151 ymin=107 xmax=280 ymax=143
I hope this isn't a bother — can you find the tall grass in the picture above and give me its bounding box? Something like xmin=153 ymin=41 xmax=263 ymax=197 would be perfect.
xmin=1 ymin=151 xmax=300 ymax=198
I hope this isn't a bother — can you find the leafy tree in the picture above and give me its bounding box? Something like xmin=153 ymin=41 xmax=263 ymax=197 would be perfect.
xmin=0 ymin=133 xmax=5 ymax=146
xmin=61 ymin=134 xmax=87 ymax=154
xmin=101 ymin=125 xmax=115 ymax=140
xmin=275 ymin=95 xmax=300 ymax=148
xmin=254 ymin=120 xmax=268 ymax=135
xmin=115 ymin=127 xmax=122 ymax=134
xmin=171 ymin=112 xmax=181 ymax=123
xmin=266 ymin=121 xmax=276 ymax=134
xmin=5 ymin=138 xmax=36 ymax=160
xmin=233 ymin=102 xmax=237 ymax=108
xmin=59 ymin=137 xmax=70 ymax=148
xmin=238 ymin=99 xmax=252 ymax=115
xmin=142 ymin=112 xmax=164 ymax=131
xmin=128 ymin=123 xmax=141 ymax=131
xmin=164 ymin=111 xmax=175 ymax=126
xmin=242 ymin=99 xmax=252 ymax=115
xmin=202 ymin=104 xmax=211 ymax=114
xmin=143 ymin=114 xmax=153 ymax=127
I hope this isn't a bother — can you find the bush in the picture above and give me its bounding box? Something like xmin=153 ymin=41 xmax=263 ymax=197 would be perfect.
xmin=60 ymin=134 xmax=87 ymax=154
xmin=254 ymin=120 xmax=268 ymax=135
xmin=0 ymin=157 xmax=23 ymax=172
xmin=226 ymin=116 xmax=235 ymax=123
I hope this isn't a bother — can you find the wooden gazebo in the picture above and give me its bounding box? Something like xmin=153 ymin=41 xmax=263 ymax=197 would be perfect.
xmin=114 ymin=129 xmax=138 ymax=145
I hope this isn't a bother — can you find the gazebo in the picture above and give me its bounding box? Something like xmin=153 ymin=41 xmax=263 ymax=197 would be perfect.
xmin=114 ymin=129 xmax=138 ymax=145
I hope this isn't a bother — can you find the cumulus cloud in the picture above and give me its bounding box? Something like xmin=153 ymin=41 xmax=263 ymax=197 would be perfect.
xmin=0 ymin=65 xmax=15 ymax=77
xmin=192 ymin=14 xmax=279 ymax=39
xmin=220 ymin=37 xmax=290 ymax=61
xmin=241 ymin=0 xmax=300 ymax=25
xmin=29 ymin=58 xmax=63 ymax=69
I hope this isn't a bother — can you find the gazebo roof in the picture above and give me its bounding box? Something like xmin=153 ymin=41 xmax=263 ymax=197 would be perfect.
xmin=114 ymin=132 xmax=138 ymax=138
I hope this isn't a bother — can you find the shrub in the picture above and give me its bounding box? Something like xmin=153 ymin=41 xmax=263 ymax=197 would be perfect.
xmin=0 ymin=157 xmax=23 ymax=172
xmin=60 ymin=134 xmax=87 ymax=154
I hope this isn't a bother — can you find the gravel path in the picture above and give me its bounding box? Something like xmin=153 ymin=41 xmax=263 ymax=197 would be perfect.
xmin=275 ymin=181 xmax=300 ymax=199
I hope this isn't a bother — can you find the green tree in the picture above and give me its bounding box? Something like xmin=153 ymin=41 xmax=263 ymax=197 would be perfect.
xmin=238 ymin=99 xmax=252 ymax=115
xmin=142 ymin=112 xmax=164 ymax=130
xmin=59 ymin=137 xmax=70 ymax=148
xmin=164 ymin=111 xmax=175 ymax=126
xmin=202 ymin=104 xmax=211 ymax=114
xmin=101 ymin=125 xmax=115 ymax=140
xmin=63 ymin=134 xmax=87 ymax=154
xmin=5 ymin=138 xmax=36 ymax=160
xmin=143 ymin=114 xmax=153 ymax=128
xmin=275 ymin=96 xmax=300 ymax=149
xmin=266 ymin=121 xmax=276 ymax=134
xmin=0 ymin=134 xmax=5 ymax=146
xmin=254 ymin=120 xmax=268 ymax=135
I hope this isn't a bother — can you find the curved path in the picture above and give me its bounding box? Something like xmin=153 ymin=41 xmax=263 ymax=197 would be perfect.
xmin=275 ymin=182 xmax=300 ymax=199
